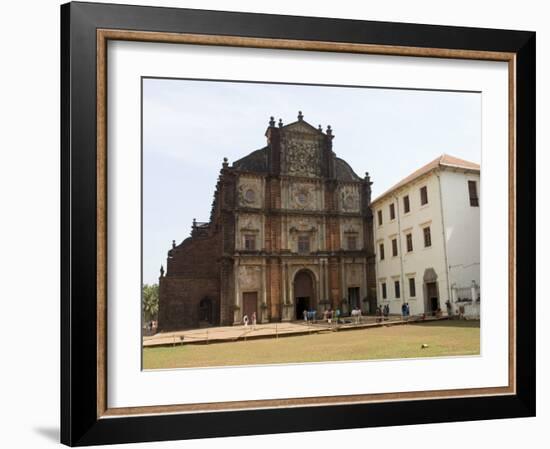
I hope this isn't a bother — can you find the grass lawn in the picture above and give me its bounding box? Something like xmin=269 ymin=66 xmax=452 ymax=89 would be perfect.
xmin=143 ymin=320 xmax=480 ymax=370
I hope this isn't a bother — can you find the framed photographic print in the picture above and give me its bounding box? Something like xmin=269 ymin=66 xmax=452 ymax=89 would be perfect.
xmin=60 ymin=1 xmax=535 ymax=446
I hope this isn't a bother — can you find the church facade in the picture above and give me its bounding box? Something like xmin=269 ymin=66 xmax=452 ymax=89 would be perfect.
xmin=158 ymin=113 xmax=376 ymax=331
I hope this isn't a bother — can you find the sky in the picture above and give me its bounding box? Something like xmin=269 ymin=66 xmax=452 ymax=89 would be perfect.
xmin=142 ymin=78 xmax=481 ymax=285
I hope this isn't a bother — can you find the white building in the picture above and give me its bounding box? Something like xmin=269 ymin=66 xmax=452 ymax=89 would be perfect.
xmin=371 ymin=154 xmax=480 ymax=317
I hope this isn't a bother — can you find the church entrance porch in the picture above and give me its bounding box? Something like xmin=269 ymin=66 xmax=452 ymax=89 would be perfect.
xmin=293 ymin=269 xmax=315 ymax=320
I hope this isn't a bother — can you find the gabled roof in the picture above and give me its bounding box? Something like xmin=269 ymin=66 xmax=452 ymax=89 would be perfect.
xmin=371 ymin=154 xmax=480 ymax=204
xmin=280 ymin=119 xmax=323 ymax=135
xmin=232 ymin=146 xmax=268 ymax=172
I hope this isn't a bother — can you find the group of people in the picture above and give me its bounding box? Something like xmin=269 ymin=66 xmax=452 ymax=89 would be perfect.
xmin=303 ymin=308 xmax=340 ymax=324
xmin=376 ymin=303 xmax=412 ymax=322
xmin=376 ymin=304 xmax=390 ymax=322
xmin=242 ymin=311 xmax=257 ymax=328
xmin=303 ymin=309 xmax=318 ymax=323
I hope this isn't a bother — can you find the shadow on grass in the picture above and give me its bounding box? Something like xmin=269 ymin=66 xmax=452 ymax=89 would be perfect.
xmin=410 ymin=319 xmax=480 ymax=329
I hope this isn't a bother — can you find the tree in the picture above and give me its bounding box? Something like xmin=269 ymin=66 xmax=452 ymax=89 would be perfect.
xmin=142 ymin=283 xmax=159 ymax=322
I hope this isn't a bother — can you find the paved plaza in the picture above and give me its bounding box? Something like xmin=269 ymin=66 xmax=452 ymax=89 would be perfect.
xmin=142 ymin=315 xmax=445 ymax=347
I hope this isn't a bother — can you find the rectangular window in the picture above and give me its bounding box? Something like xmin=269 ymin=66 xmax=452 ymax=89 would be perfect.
xmin=381 ymin=282 xmax=387 ymax=299
xmin=420 ymin=186 xmax=428 ymax=205
xmin=377 ymin=210 xmax=383 ymax=226
xmin=403 ymin=195 xmax=410 ymax=213
xmin=409 ymin=278 xmax=416 ymax=297
xmin=379 ymin=243 xmax=385 ymax=261
xmin=423 ymin=226 xmax=432 ymax=247
xmin=298 ymin=235 xmax=310 ymax=253
xmin=244 ymin=234 xmax=256 ymax=250
xmin=389 ymin=203 xmax=395 ymax=220
xmin=406 ymin=233 xmax=413 ymax=252
xmin=468 ymin=180 xmax=479 ymax=207
xmin=394 ymin=280 xmax=401 ymax=299
xmin=391 ymin=238 xmax=398 ymax=257
xmin=347 ymin=236 xmax=357 ymax=250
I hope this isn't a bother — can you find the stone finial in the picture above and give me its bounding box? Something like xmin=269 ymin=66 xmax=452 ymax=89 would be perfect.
xmin=172 ymin=239 xmax=176 ymax=249
xmin=326 ymin=125 xmax=332 ymax=135
xmin=160 ymin=264 xmax=165 ymax=277
xmin=278 ymin=118 xmax=283 ymax=128
xmin=318 ymin=124 xmax=323 ymax=132
xmin=364 ymin=171 xmax=371 ymax=184
xmin=298 ymin=110 xmax=304 ymax=121
xmin=222 ymin=157 xmax=229 ymax=169
xmin=269 ymin=116 xmax=275 ymax=127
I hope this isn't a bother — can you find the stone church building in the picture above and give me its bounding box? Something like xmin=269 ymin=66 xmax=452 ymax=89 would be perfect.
xmin=158 ymin=112 xmax=376 ymax=331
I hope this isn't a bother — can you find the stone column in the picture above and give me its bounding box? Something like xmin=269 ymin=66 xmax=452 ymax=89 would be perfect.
xmin=340 ymin=259 xmax=346 ymax=312
xmin=233 ymin=258 xmax=241 ymax=324
xmin=323 ymin=259 xmax=329 ymax=303
xmin=282 ymin=262 xmax=293 ymax=321
xmin=261 ymin=259 xmax=268 ymax=323
xmin=361 ymin=260 xmax=368 ymax=313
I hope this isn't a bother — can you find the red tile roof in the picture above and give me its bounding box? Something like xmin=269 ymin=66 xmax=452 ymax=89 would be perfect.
xmin=371 ymin=154 xmax=480 ymax=204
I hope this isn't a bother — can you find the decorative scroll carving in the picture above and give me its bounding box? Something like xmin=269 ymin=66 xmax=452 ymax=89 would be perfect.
xmin=339 ymin=185 xmax=360 ymax=212
xmin=284 ymin=139 xmax=321 ymax=177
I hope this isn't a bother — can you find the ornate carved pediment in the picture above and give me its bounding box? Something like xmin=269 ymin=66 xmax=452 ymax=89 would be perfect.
xmin=282 ymin=137 xmax=322 ymax=178
xmin=289 ymin=218 xmax=317 ymax=233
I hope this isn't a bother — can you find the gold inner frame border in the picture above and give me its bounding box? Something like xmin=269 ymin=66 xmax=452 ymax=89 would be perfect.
xmin=96 ymin=28 xmax=516 ymax=419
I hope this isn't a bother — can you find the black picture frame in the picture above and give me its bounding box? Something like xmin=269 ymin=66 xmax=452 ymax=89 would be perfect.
xmin=61 ymin=1 xmax=535 ymax=446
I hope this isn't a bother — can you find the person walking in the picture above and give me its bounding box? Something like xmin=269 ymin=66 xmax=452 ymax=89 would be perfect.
xmin=251 ymin=311 xmax=257 ymax=329
xmin=243 ymin=314 xmax=249 ymax=327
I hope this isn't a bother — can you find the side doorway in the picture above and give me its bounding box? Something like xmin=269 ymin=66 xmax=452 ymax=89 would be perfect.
xmin=242 ymin=292 xmax=258 ymax=322
xmin=426 ymin=282 xmax=439 ymax=316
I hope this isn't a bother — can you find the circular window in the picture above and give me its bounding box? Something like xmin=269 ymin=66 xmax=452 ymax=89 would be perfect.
xmin=244 ymin=189 xmax=255 ymax=202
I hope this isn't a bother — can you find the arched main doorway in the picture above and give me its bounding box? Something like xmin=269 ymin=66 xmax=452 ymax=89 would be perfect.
xmin=294 ymin=270 xmax=315 ymax=320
